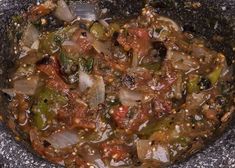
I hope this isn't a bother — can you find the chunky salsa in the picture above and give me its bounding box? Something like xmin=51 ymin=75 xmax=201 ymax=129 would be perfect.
xmin=3 ymin=0 xmax=235 ymax=167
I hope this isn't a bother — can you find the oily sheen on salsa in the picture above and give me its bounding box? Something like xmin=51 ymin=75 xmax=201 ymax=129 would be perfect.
xmin=3 ymin=0 xmax=234 ymax=167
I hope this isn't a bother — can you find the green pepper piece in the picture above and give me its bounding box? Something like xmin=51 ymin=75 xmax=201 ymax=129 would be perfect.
xmin=141 ymin=62 xmax=161 ymax=71
xmin=90 ymin=22 xmax=106 ymax=40
xmin=59 ymin=50 xmax=76 ymax=73
xmin=108 ymin=23 xmax=120 ymax=36
xmin=207 ymin=66 xmax=222 ymax=85
xmin=78 ymin=57 xmax=87 ymax=71
xmin=59 ymin=51 xmax=70 ymax=66
xmin=138 ymin=116 xmax=174 ymax=138
xmin=85 ymin=57 xmax=94 ymax=72
xmin=187 ymin=75 xmax=200 ymax=94
xmin=39 ymin=32 xmax=59 ymax=54
xmin=32 ymin=88 xmax=68 ymax=129
xmin=33 ymin=112 xmax=47 ymax=130
xmin=77 ymin=57 xmax=94 ymax=73
xmin=39 ymin=26 xmax=77 ymax=54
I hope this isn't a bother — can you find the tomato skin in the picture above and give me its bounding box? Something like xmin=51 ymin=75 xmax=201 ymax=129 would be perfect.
xmin=37 ymin=56 xmax=69 ymax=93
xmin=111 ymin=105 xmax=129 ymax=128
xmin=152 ymin=98 xmax=173 ymax=118
xmin=128 ymin=28 xmax=150 ymax=41
xmin=101 ymin=140 xmax=130 ymax=161
xmin=117 ymin=28 xmax=151 ymax=57
xmin=27 ymin=1 xmax=56 ymax=21
xmin=66 ymin=92 xmax=96 ymax=130
xmin=111 ymin=105 xmax=151 ymax=133
xmin=72 ymin=30 xmax=93 ymax=54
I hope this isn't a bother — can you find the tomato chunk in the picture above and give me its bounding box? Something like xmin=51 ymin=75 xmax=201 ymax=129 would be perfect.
xmin=101 ymin=140 xmax=130 ymax=161
xmin=111 ymin=104 xmax=151 ymax=133
xmin=117 ymin=28 xmax=151 ymax=57
xmin=37 ymin=57 xmax=69 ymax=93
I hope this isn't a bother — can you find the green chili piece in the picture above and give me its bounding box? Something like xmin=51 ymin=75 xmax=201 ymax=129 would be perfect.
xmin=207 ymin=66 xmax=222 ymax=85
xmin=108 ymin=23 xmax=120 ymax=36
xmin=39 ymin=26 xmax=77 ymax=54
xmin=90 ymin=22 xmax=106 ymax=40
xmin=141 ymin=62 xmax=161 ymax=71
xmin=39 ymin=32 xmax=58 ymax=54
xmin=78 ymin=57 xmax=94 ymax=73
xmin=32 ymin=88 xmax=68 ymax=129
xmin=59 ymin=51 xmax=70 ymax=66
xmin=138 ymin=116 xmax=173 ymax=138
xmin=187 ymin=75 xmax=200 ymax=94
xmin=33 ymin=112 xmax=47 ymax=130
xmin=85 ymin=57 xmax=94 ymax=72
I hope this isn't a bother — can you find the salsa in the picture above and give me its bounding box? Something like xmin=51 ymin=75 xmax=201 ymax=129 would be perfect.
xmin=3 ymin=0 xmax=235 ymax=167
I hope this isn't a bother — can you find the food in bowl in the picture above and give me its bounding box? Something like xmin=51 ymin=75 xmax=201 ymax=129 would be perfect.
xmin=2 ymin=0 xmax=234 ymax=167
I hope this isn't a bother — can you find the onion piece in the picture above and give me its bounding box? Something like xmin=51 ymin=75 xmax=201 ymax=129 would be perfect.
xmin=186 ymin=92 xmax=211 ymax=110
xmin=13 ymin=75 xmax=40 ymax=95
xmin=79 ymin=71 xmax=94 ymax=92
xmin=132 ymin=53 xmax=139 ymax=67
xmin=167 ymin=50 xmax=199 ymax=73
xmin=61 ymin=40 xmax=78 ymax=54
xmin=54 ymin=0 xmax=75 ymax=22
xmin=79 ymin=145 xmax=106 ymax=168
xmin=1 ymin=88 xmax=16 ymax=98
xmin=136 ymin=140 xmax=170 ymax=163
xmin=69 ymin=3 xmax=97 ymax=21
xmin=88 ymin=76 xmax=105 ymax=109
xmin=157 ymin=16 xmax=181 ymax=32
xmin=171 ymin=73 xmax=183 ymax=99
xmin=22 ymin=24 xmax=39 ymax=47
xmin=99 ymin=19 xmax=109 ymax=28
xmin=45 ymin=130 xmax=79 ymax=149
xmin=62 ymin=40 xmax=82 ymax=53
xmin=31 ymin=40 xmax=40 ymax=50
xmin=81 ymin=31 xmax=111 ymax=56
xmin=119 ymin=88 xmax=144 ymax=106
xmin=62 ymin=40 xmax=77 ymax=47
xmin=19 ymin=46 xmax=31 ymax=59
xmin=92 ymin=40 xmax=111 ymax=56
xmin=191 ymin=44 xmax=214 ymax=64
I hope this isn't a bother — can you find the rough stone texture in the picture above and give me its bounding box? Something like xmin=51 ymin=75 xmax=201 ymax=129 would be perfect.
xmin=0 ymin=0 xmax=234 ymax=168
xmin=0 ymin=121 xmax=234 ymax=168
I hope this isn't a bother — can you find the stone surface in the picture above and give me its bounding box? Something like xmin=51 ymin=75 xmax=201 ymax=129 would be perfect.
xmin=0 ymin=121 xmax=234 ymax=168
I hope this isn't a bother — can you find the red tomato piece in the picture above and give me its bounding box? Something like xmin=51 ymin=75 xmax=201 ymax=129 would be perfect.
xmin=37 ymin=57 xmax=69 ymax=93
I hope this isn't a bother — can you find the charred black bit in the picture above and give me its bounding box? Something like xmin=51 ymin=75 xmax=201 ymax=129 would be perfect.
xmin=112 ymin=32 xmax=120 ymax=46
xmin=3 ymin=93 xmax=14 ymax=102
xmin=122 ymin=75 xmax=135 ymax=89
xmin=215 ymin=96 xmax=226 ymax=107
xmin=198 ymin=77 xmax=212 ymax=90
xmin=43 ymin=140 xmax=51 ymax=148
xmin=36 ymin=55 xmax=51 ymax=65
xmin=81 ymin=31 xmax=87 ymax=37
xmin=79 ymin=22 xmax=87 ymax=30
xmin=152 ymin=41 xmax=167 ymax=61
